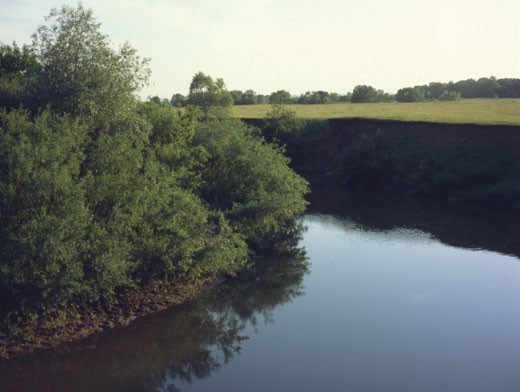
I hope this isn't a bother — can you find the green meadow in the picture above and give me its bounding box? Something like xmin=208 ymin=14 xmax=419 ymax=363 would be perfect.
xmin=232 ymin=99 xmax=520 ymax=125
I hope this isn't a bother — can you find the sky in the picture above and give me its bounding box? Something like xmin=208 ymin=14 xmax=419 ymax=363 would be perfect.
xmin=1 ymin=0 xmax=519 ymax=99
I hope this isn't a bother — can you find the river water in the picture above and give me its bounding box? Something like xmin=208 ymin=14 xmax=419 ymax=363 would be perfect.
xmin=1 ymin=190 xmax=519 ymax=391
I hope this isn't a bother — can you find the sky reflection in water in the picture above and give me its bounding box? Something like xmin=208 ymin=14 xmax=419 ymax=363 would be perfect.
xmin=1 ymin=192 xmax=519 ymax=392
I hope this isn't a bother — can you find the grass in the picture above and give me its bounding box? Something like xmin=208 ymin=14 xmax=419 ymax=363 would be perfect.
xmin=232 ymin=99 xmax=520 ymax=125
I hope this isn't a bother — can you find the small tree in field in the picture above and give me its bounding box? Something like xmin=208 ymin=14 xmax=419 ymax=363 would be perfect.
xmin=187 ymin=71 xmax=233 ymax=120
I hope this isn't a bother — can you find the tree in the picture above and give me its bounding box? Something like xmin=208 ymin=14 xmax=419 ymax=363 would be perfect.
xmin=0 ymin=109 xmax=91 ymax=311
xmin=438 ymin=90 xmax=461 ymax=101
xmin=187 ymin=71 xmax=233 ymax=120
xmin=477 ymin=77 xmax=499 ymax=98
xmin=426 ymin=82 xmax=447 ymax=100
xmin=0 ymin=43 xmax=36 ymax=109
xmin=270 ymin=90 xmax=292 ymax=104
xmin=452 ymin=78 xmax=479 ymax=98
xmin=241 ymin=89 xmax=258 ymax=105
xmin=395 ymin=87 xmax=425 ymax=102
xmin=230 ymin=90 xmax=243 ymax=104
xmin=497 ymin=78 xmax=520 ymax=98
xmin=376 ymin=89 xmax=392 ymax=102
xmin=29 ymin=4 xmax=150 ymax=123
xmin=170 ymin=93 xmax=186 ymax=107
xmin=149 ymin=95 xmax=162 ymax=105
xmin=257 ymin=94 xmax=266 ymax=104
xmin=351 ymin=85 xmax=378 ymax=103
xmin=191 ymin=119 xmax=308 ymax=241
xmin=263 ymin=103 xmax=304 ymax=144
xmin=329 ymin=92 xmax=339 ymax=103
xmin=338 ymin=93 xmax=351 ymax=102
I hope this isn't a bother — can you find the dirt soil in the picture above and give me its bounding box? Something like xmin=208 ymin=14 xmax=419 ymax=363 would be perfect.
xmin=0 ymin=277 xmax=222 ymax=361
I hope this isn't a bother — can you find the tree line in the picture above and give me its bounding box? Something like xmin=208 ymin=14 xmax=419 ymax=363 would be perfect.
xmin=164 ymin=76 xmax=520 ymax=106
xmin=0 ymin=5 xmax=308 ymax=335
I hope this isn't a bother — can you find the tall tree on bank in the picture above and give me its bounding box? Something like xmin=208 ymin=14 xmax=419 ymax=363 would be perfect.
xmin=187 ymin=71 xmax=232 ymax=120
xmin=0 ymin=43 xmax=36 ymax=109
xmin=29 ymin=4 xmax=150 ymax=124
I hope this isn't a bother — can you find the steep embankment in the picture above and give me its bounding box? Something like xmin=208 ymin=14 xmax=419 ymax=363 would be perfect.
xmin=258 ymin=118 xmax=520 ymax=207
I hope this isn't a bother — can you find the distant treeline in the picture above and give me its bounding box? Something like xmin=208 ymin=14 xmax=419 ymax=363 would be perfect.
xmin=164 ymin=76 xmax=520 ymax=106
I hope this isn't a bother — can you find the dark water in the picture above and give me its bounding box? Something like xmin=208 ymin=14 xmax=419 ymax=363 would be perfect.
xmin=1 ymin=191 xmax=519 ymax=392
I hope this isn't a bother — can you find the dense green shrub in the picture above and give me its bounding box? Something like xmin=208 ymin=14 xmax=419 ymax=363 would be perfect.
xmin=0 ymin=5 xmax=309 ymax=334
xmin=0 ymin=106 xmax=303 ymax=322
xmin=0 ymin=109 xmax=89 ymax=312
xmin=192 ymin=119 xmax=309 ymax=241
xmin=262 ymin=104 xmax=304 ymax=144
xmin=340 ymin=130 xmax=516 ymax=194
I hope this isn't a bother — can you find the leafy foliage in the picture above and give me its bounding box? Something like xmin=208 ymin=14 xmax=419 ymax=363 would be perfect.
xmin=270 ymin=90 xmax=292 ymax=104
xmin=262 ymin=103 xmax=304 ymax=144
xmin=0 ymin=109 xmax=89 ymax=312
xmin=188 ymin=72 xmax=233 ymax=120
xmin=192 ymin=119 xmax=309 ymax=241
xmin=395 ymin=87 xmax=425 ymax=102
xmin=29 ymin=4 xmax=150 ymax=124
xmin=0 ymin=43 xmax=36 ymax=109
xmin=340 ymin=130 xmax=519 ymax=199
xmin=0 ymin=6 xmax=309 ymax=334
xmin=438 ymin=90 xmax=461 ymax=101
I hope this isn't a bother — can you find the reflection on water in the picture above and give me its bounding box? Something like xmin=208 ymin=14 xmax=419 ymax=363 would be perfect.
xmin=0 ymin=225 xmax=309 ymax=392
xmin=309 ymin=186 xmax=520 ymax=259
xmin=1 ymin=189 xmax=519 ymax=391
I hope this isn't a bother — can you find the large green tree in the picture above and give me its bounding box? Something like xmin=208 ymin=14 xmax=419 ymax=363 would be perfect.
xmin=350 ymin=85 xmax=378 ymax=103
xmin=270 ymin=90 xmax=292 ymax=104
xmin=0 ymin=43 xmax=36 ymax=109
xmin=395 ymin=86 xmax=425 ymax=102
xmin=29 ymin=4 xmax=150 ymax=123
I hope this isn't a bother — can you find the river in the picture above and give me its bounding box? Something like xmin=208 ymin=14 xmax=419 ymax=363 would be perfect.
xmin=1 ymin=189 xmax=519 ymax=391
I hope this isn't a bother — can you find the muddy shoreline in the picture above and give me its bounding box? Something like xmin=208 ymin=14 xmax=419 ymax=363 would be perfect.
xmin=0 ymin=276 xmax=224 ymax=361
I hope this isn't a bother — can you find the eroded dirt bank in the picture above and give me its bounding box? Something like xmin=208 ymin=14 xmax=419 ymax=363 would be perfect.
xmin=0 ymin=277 xmax=222 ymax=361
xmin=249 ymin=118 xmax=520 ymax=207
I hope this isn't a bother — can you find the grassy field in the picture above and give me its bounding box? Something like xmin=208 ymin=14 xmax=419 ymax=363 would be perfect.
xmin=232 ymin=99 xmax=520 ymax=125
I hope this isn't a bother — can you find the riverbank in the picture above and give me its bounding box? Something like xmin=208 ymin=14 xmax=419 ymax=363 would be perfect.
xmin=249 ymin=118 xmax=520 ymax=208
xmin=0 ymin=277 xmax=223 ymax=361
xmin=2 ymin=117 xmax=518 ymax=361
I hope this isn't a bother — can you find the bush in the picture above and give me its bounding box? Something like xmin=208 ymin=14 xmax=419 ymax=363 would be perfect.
xmin=0 ymin=5 xmax=310 ymax=335
xmin=262 ymin=104 xmax=304 ymax=144
xmin=192 ymin=119 xmax=309 ymax=241
xmin=0 ymin=109 xmax=89 ymax=312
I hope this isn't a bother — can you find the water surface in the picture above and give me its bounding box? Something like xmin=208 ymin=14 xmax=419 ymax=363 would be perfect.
xmin=1 ymin=191 xmax=519 ymax=391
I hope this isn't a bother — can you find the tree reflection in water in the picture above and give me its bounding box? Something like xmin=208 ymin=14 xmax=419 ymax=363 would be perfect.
xmin=147 ymin=222 xmax=309 ymax=392
xmin=0 ymin=222 xmax=309 ymax=392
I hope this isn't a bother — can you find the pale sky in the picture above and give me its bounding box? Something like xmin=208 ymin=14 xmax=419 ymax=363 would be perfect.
xmin=1 ymin=0 xmax=519 ymax=99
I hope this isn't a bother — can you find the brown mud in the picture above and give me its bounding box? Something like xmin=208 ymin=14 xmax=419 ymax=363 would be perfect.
xmin=0 ymin=277 xmax=223 ymax=361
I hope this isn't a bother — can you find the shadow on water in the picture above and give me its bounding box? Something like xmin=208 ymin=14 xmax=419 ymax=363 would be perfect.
xmin=308 ymin=186 xmax=520 ymax=260
xmin=2 ymin=189 xmax=518 ymax=391
xmin=0 ymin=225 xmax=309 ymax=392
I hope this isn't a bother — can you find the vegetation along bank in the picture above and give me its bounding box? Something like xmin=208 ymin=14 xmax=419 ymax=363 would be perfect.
xmin=0 ymin=5 xmax=308 ymax=359
xmin=248 ymin=115 xmax=520 ymax=208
